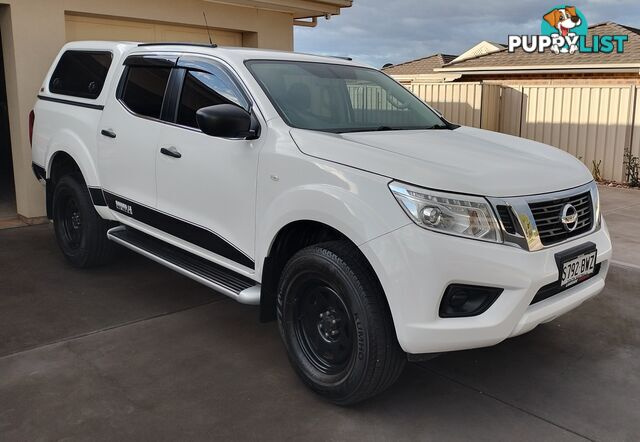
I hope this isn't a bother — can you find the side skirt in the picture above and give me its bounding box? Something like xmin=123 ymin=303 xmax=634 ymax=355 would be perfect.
xmin=107 ymin=225 xmax=261 ymax=305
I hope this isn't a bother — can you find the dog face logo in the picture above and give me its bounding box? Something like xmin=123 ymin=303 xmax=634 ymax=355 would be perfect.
xmin=544 ymin=7 xmax=581 ymax=37
xmin=509 ymin=6 xmax=627 ymax=55
xmin=541 ymin=5 xmax=587 ymax=54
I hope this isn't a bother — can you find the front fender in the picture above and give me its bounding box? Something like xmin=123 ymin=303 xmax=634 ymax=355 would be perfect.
xmin=256 ymin=172 xmax=410 ymax=275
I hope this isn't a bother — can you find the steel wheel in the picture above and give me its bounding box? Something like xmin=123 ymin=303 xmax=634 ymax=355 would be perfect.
xmin=293 ymin=282 xmax=354 ymax=375
xmin=277 ymin=241 xmax=406 ymax=405
xmin=60 ymin=194 xmax=83 ymax=250
xmin=52 ymin=174 xmax=117 ymax=268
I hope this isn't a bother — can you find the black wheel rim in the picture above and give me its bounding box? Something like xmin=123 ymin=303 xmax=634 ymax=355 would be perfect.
xmin=61 ymin=194 xmax=83 ymax=250
xmin=293 ymin=281 xmax=355 ymax=375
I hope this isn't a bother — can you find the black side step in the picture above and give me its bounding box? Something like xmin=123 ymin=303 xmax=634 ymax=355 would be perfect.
xmin=107 ymin=226 xmax=260 ymax=304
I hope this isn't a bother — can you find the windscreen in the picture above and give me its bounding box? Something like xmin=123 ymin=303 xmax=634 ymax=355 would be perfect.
xmin=246 ymin=60 xmax=446 ymax=133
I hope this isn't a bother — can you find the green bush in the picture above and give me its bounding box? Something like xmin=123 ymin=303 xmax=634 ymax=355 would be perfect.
xmin=624 ymin=150 xmax=639 ymax=187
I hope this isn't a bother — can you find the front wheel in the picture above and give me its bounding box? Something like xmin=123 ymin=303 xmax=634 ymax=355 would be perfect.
xmin=277 ymin=241 xmax=406 ymax=405
xmin=52 ymin=174 xmax=116 ymax=268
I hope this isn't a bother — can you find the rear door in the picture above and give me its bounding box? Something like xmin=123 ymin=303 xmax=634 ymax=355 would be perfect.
xmin=97 ymin=54 xmax=175 ymax=217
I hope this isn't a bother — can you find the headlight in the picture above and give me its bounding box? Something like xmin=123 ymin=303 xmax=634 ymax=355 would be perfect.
xmin=389 ymin=181 xmax=502 ymax=243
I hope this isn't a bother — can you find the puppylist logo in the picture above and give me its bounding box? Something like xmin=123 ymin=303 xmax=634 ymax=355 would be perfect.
xmin=508 ymin=5 xmax=627 ymax=55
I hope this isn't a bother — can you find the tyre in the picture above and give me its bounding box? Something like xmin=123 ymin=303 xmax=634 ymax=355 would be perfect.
xmin=277 ymin=240 xmax=406 ymax=405
xmin=52 ymin=174 xmax=117 ymax=268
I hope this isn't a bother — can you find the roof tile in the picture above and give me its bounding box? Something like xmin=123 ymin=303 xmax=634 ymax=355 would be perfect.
xmin=383 ymin=53 xmax=458 ymax=75
xmin=440 ymin=22 xmax=640 ymax=70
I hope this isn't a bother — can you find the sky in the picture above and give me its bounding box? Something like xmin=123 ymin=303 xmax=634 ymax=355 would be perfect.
xmin=294 ymin=0 xmax=640 ymax=68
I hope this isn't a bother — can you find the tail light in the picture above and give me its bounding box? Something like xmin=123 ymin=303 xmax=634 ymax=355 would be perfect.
xmin=28 ymin=110 xmax=35 ymax=147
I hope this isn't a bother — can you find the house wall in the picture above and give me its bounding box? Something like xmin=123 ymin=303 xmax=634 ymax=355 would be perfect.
xmin=0 ymin=0 xmax=296 ymax=219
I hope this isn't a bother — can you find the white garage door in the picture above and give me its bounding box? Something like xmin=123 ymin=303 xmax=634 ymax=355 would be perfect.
xmin=65 ymin=14 xmax=244 ymax=47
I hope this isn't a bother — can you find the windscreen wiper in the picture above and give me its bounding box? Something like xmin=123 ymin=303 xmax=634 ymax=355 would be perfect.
xmin=425 ymin=124 xmax=450 ymax=130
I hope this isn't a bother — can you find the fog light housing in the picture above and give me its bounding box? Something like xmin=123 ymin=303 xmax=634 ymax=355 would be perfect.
xmin=439 ymin=284 xmax=503 ymax=318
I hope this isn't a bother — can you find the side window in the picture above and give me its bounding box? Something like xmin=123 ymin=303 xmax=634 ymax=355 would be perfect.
xmin=49 ymin=51 xmax=112 ymax=99
xmin=176 ymin=67 xmax=248 ymax=129
xmin=120 ymin=66 xmax=171 ymax=119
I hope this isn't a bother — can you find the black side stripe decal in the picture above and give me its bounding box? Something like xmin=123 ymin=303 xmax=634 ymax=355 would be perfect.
xmin=37 ymin=95 xmax=105 ymax=110
xmin=88 ymin=187 xmax=107 ymax=206
xmin=102 ymin=191 xmax=255 ymax=269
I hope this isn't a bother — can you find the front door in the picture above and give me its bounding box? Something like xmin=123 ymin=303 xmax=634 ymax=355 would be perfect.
xmin=155 ymin=58 xmax=260 ymax=270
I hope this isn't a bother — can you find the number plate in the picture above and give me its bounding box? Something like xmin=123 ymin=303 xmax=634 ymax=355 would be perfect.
xmin=561 ymin=251 xmax=597 ymax=287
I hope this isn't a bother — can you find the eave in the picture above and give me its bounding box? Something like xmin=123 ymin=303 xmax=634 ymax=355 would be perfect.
xmin=207 ymin=0 xmax=352 ymax=19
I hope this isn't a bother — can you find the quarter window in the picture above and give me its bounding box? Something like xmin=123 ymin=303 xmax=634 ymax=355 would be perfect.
xmin=120 ymin=66 xmax=171 ymax=119
xmin=49 ymin=51 xmax=112 ymax=99
xmin=176 ymin=68 xmax=248 ymax=129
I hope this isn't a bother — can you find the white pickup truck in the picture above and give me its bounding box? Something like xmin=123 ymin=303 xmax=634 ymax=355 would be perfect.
xmin=31 ymin=41 xmax=612 ymax=404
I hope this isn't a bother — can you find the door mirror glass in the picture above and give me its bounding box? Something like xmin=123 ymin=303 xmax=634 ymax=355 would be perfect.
xmin=196 ymin=104 xmax=256 ymax=139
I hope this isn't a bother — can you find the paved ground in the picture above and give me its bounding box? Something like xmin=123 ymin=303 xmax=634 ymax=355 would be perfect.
xmin=1 ymin=186 xmax=639 ymax=441
xmin=598 ymin=185 xmax=640 ymax=268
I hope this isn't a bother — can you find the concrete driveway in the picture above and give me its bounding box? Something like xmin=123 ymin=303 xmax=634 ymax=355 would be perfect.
xmin=1 ymin=186 xmax=639 ymax=441
xmin=599 ymin=185 xmax=640 ymax=268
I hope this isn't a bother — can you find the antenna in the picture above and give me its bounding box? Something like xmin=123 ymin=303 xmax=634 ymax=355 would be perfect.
xmin=202 ymin=11 xmax=215 ymax=47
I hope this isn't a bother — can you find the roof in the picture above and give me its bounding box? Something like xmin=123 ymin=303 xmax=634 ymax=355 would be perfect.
xmin=439 ymin=22 xmax=640 ymax=72
xmin=59 ymin=41 xmax=368 ymax=67
xmin=382 ymin=54 xmax=458 ymax=75
xmin=129 ymin=42 xmax=370 ymax=67
xmin=450 ymin=41 xmax=505 ymax=64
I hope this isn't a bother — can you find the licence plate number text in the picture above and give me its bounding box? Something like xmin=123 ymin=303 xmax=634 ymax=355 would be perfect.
xmin=561 ymin=251 xmax=597 ymax=287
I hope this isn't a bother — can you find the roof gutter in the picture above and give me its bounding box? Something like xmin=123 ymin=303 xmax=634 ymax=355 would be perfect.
xmin=389 ymin=73 xmax=463 ymax=82
xmin=294 ymin=17 xmax=318 ymax=27
xmin=434 ymin=64 xmax=640 ymax=75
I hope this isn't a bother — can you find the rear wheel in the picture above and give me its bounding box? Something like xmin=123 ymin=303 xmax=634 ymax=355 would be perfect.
xmin=277 ymin=241 xmax=405 ymax=405
xmin=52 ymin=174 xmax=116 ymax=268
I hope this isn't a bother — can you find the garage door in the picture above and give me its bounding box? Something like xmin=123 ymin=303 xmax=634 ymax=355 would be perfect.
xmin=65 ymin=14 xmax=243 ymax=47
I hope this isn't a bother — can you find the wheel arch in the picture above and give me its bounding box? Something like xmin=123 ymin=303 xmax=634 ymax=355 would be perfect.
xmin=259 ymin=219 xmax=386 ymax=323
xmin=45 ymin=147 xmax=101 ymax=219
xmin=44 ymin=129 xmax=100 ymax=186
xmin=48 ymin=151 xmax=82 ymax=183
xmin=256 ymin=181 xmax=408 ymax=322
xmin=45 ymin=151 xmax=83 ymax=219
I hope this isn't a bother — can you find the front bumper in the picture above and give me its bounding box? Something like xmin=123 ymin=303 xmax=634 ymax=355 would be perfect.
xmin=359 ymin=218 xmax=612 ymax=354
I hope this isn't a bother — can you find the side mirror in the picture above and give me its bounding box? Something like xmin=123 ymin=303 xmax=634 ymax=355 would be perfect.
xmin=196 ymin=104 xmax=259 ymax=139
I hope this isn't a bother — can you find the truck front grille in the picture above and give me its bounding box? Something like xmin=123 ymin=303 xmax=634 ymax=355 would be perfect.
xmin=496 ymin=205 xmax=517 ymax=235
xmin=529 ymin=192 xmax=593 ymax=246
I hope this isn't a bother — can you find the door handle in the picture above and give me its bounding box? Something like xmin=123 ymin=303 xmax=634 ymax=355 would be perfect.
xmin=160 ymin=146 xmax=182 ymax=159
xmin=101 ymin=129 xmax=117 ymax=139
